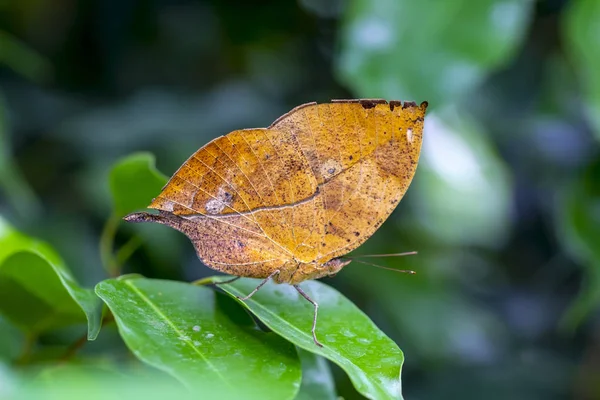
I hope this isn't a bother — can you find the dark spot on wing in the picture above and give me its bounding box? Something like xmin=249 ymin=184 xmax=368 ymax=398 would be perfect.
xmin=359 ymin=99 xmax=387 ymax=109
xmin=361 ymin=101 xmax=376 ymax=109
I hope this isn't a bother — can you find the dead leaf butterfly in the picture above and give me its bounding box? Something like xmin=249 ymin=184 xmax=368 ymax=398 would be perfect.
xmin=125 ymin=99 xmax=428 ymax=346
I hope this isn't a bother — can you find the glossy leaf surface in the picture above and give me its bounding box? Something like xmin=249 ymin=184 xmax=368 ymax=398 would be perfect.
xmin=217 ymin=277 xmax=404 ymax=400
xmin=95 ymin=277 xmax=301 ymax=399
xmin=0 ymin=217 xmax=102 ymax=339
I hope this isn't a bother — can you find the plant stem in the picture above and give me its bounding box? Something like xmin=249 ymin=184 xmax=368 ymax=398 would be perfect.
xmin=14 ymin=332 xmax=37 ymax=366
xmin=59 ymin=315 xmax=115 ymax=363
xmin=100 ymin=214 xmax=120 ymax=277
xmin=115 ymin=235 xmax=143 ymax=271
xmin=59 ymin=332 xmax=88 ymax=363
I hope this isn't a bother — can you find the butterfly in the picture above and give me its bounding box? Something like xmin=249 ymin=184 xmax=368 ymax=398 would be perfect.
xmin=125 ymin=99 xmax=427 ymax=346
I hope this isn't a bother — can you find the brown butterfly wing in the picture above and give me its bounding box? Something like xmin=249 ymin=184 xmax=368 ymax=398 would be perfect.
xmin=130 ymin=210 xmax=288 ymax=278
xmin=147 ymin=127 xmax=324 ymax=277
xmin=271 ymin=100 xmax=426 ymax=264
xmin=146 ymin=99 xmax=426 ymax=277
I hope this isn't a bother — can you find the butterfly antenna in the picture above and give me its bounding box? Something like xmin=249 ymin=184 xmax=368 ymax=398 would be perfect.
xmin=346 ymin=251 xmax=418 ymax=259
xmin=349 ymin=258 xmax=416 ymax=274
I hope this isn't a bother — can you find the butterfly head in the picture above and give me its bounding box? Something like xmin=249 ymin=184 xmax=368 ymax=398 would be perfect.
xmin=283 ymin=257 xmax=352 ymax=284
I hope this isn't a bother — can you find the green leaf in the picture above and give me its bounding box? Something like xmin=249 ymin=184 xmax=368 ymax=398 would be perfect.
xmin=296 ymin=348 xmax=337 ymax=400
xmin=557 ymin=161 xmax=600 ymax=268
xmin=341 ymin=256 xmax=508 ymax=363
xmin=0 ymin=217 xmax=102 ymax=339
xmin=564 ymin=0 xmax=600 ymax=140
xmin=95 ymin=278 xmax=301 ymax=399
xmin=0 ymin=317 xmax=23 ymax=361
xmin=5 ymin=365 xmax=198 ymax=400
xmin=108 ymin=152 xmax=168 ymax=218
xmin=557 ymin=160 xmax=600 ymax=329
xmin=217 ymin=278 xmax=404 ymax=400
xmin=337 ymin=0 xmax=533 ymax=106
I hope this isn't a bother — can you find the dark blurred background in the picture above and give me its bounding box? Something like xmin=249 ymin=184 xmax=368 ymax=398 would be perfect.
xmin=1 ymin=0 xmax=600 ymax=399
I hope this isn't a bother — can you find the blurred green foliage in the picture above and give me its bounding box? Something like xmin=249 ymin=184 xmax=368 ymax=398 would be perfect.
xmin=0 ymin=218 xmax=102 ymax=339
xmin=338 ymin=0 xmax=532 ymax=106
xmin=0 ymin=0 xmax=599 ymax=399
xmin=108 ymin=153 xmax=167 ymax=218
xmin=557 ymin=160 xmax=600 ymax=330
xmin=564 ymin=0 xmax=600 ymax=139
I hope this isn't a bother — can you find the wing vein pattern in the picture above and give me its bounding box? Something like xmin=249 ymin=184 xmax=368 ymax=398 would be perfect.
xmin=148 ymin=100 xmax=426 ymax=279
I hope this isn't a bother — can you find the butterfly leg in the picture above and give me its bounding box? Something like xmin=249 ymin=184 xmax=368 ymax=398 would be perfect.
xmin=293 ymin=285 xmax=323 ymax=347
xmin=237 ymin=270 xmax=280 ymax=301
xmin=215 ymin=276 xmax=240 ymax=285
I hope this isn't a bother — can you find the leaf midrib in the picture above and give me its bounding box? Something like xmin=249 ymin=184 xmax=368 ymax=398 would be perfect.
xmin=122 ymin=280 xmax=233 ymax=389
xmin=222 ymin=283 xmax=398 ymax=399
